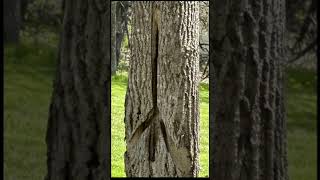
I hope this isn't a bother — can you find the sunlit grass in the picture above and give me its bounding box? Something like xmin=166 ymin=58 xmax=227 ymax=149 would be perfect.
xmin=111 ymin=72 xmax=210 ymax=177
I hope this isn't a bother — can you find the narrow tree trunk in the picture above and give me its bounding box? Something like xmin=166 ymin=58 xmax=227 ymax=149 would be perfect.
xmin=4 ymin=0 xmax=21 ymax=44
xmin=210 ymin=0 xmax=288 ymax=180
xmin=111 ymin=1 xmax=117 ymax=74
xmin=124 ymin=1 xmax=200 ymax=177
xmin=111 ymin=1 xmax=129 ymax=74
xmin=20 ymin=0 xmax=30 ymax=30
xmin=45 ymin=0 xmax=111 ymax=180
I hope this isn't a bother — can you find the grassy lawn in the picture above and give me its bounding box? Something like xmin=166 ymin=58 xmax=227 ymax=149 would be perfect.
xmin=285 ymin=68 xmax=317 ymax=180
xmin=4 ymin=44 xmax=56 ymax=180
xmin=111 ymin=72 xmax=209 ymax=177
xmin=4 ymin=44 xmax=317 ymax=179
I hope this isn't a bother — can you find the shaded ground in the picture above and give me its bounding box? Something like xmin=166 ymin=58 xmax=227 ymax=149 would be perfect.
xmin=4 ymin=44 xmax=317 ymax=179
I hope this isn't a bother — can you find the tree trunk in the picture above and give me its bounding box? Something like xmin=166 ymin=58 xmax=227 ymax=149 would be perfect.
xmin=124 ymin=2 xmax=200 ymax=177
xmin=20 ymin=0 xmax=29 ymax=29
xmin=111 ymin=1 xmax=129 ymax=74
xmin=111 ymin=1 xmax=117 ymax=74
xmin=45 ymin=0 xmax=111 ymax=180
xmin=210 ymin=0 xmax=288 ymax=180
xmin=3 ymin=0 xmax=21 ymax=44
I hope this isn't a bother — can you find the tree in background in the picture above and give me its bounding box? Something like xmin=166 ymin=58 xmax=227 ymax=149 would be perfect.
xmin=286 ymin=0 xmax=317 ymax=64
xmin=111 ymin=1 xmax=130 ymax=74
xmin=45 ymin=0 xmax=111 ymax=179
xmin=199 ymin=1 xmax=209 ymax=80
xmin=3 ymin=0 xmax=63 ymax=45
xmin=4 ymin=0 xmax=21 ymax=44
xmin=124 ymin=1 xmax=200 ymax=177
xmin=210 ymin=0 xmax=288 ymax=179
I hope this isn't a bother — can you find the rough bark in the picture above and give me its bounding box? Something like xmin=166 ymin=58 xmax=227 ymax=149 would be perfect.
xmin=210 ymin=0 xmax=288 ymax=180
xmin=4 ymin=0 xmax=21 ymax=44
xmin=45 ymin=0 xmax=111 ymax=180
xmin=124 ymin=1 xmax=200 ymax=177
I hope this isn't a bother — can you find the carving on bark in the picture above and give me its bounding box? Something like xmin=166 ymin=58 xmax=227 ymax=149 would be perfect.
xmin=124 ymin=2 xmax=200 ymax=177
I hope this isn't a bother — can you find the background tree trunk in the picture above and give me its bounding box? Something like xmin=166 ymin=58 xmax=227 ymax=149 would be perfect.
xmin=3 ymin=0 xmax=21 ymax=44
xmin=111 ymin=1 xmax=129 ymax=74
xmin=45 ymin=0 xmax=111 ymax=179
xmin=124 ymin=1 xmax=200 ymax=177
xmin=20 ymin=0 xmax=30 ymax=29
xmin=210 ymin=0 xmax=288 ymax=179
xmin=111 ymin=1 xmax=117 ymax=74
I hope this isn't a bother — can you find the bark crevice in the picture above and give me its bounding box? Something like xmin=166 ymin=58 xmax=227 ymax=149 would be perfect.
xmin=125 ymin=2 xmax=199 ymax=177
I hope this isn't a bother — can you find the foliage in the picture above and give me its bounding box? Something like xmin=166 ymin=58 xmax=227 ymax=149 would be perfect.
xmin=286 ymin=0 xmax=317 ymax=66
xmin=199 ymin=1 xmax=209 ymax=33
xmin=23 ymin=0 xmax=62 ymax=32
xmin=20 ymin=0 xmax=62 ymax=45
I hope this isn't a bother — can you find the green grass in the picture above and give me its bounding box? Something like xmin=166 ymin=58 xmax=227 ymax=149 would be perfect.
xmin=285 ymin=68 xmax=317 ymax=180
xmin=4 ymin=43 xmax=57 ymax=180
xmin=111 ymin=72 xmax=128 ymax=177
xmin=4 ymin=44 xmax=317 ymax=179
xmin=111 ymin=73 xmax=209 ymax=177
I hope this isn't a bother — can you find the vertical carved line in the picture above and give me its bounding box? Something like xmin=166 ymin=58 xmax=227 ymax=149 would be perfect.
xmin=149 ymin=1 xmax=159 ymax=164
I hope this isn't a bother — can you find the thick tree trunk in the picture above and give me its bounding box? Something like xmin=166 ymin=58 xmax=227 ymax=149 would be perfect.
xmin=45 ymin=0 xmax=111 ymax=180
xmin=3 ymin=0 xmax=21 ymax=44
xmin=124 ymin=1 xmax=200 ymax=177
xmin=210 ymin=0 xmax=288 ymax=180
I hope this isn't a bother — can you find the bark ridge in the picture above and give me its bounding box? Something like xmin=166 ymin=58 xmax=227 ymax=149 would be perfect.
xmin=45 ymin=0 xmax=111 ymax=179
xmin=210 ymin=0 xmax=288 ymax=179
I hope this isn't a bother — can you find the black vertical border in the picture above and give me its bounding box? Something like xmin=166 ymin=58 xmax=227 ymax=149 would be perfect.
xmin=316 ymin=0 xmax=319 ymax=178
xmin=107 ymin=0 xmax=112 ymax=179
xmin=208 ymin=0 xmax=214 ymax=179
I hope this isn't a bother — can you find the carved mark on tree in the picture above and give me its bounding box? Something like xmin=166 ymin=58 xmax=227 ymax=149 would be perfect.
xmin=126 ymin=4 xmax=178 ymax=166
xmin=127 ymin=4 xmax=162 ymax=163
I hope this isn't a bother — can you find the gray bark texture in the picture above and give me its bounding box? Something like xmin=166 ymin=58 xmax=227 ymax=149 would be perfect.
xmin=209 ymin=0 xmax=288 ymax=180
xmin=124 ymin=1 xmax=200 ymax=177
xmin=3 ymin=0 xmax=21 ymax=44
xmin=45 ymin=0 xmax=111 ymax=180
